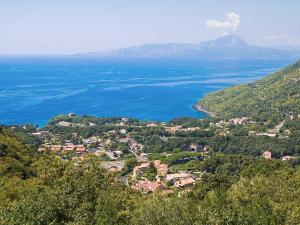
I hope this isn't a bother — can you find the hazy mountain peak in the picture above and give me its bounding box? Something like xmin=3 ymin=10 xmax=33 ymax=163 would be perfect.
xmin=202 ymin=34 xmax=249 ymax=48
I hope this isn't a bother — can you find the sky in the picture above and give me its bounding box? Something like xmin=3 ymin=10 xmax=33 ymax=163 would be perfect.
xmin=0 ymin=0 xmax=299 ymax=54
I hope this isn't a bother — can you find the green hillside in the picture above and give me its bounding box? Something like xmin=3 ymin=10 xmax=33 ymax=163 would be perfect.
xmin=0 ymin=128 xmax=37 ymax=178
xmin=197 ymin=60 xmax=300 ymax=123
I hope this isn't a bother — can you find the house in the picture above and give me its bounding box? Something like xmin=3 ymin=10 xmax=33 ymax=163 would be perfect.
xmin=165 ymin=126 xmax=182 ymax=134
xmin=58 ymin=121 xmax=72 ymax=127
xmin=50 ymin=145 xmax=62 ymax=152
xmin=63 ymin=143 xmax=76 ymax=152
xmin=118 ymin=122 xmax=126 ymax=126
xmin=175 ymin=177 xmax=195 ymax=188
xmin=262 ymin=151 xmax=272 ymax=159
xmin=140 ymin=153 xmax=149 ymax=161
xmin=105 ymin=139 xmax=112 ymax=146
xmin=256 ymin=132 xmax=277 ymax=137
xmin=76 ymin=145 xmax=87 ymax=154
xmin=203 ymin=146 xmax=210 ymax=153
xmin=147 ymin=123 xmax=158 ymax=127
xmin=190 ymin=144 xmax=198 ymax=151
xmin=38 ymin=147 xmax=46 ymax=152
xmin=94 ymin=150 xmax=106 ymax=157
xmin=166 ymin=173 xmax=191 ymax=183
xmin=282 ymin=155 xmax=294 ymax=161
xmin=101 ymin=161 xmax=125 ymax=171
xmin=129 ymin=141 xmax=144 ymax=152
xmin=147 ymin=181 xmax=164 ymax=192
xmin=106 ymin=150 xmax=123 ymax=159
xmin=119 ymin=129 xmax=127 ymax=134
xmin=133 ymin=163 xmax=150 ymax=178
xmin=153 ymin=160 xmax=161 ymax=168
xmin=131 ymin=181 xmax=164 ymax=193
xmin=89 ymin=136 xmax=99 ymax=143
xmin=157 ymin=164 xmax=168 ymax=177
xmin=119 ymin=137 xmax=130 ymax=143
xmin=112 ymin=150 xmax=123 ymax=157
xmin=153 ymin=160 xmax=168 ymax=177
xmin=230 ymin=117 xmax=249 ymax=125
xmin=30 ymin=132 xmax=42 ymax=137
xmin=82 ymin=139 xmax=92 ymax=144
xmin=68 ymin=113 xmax=76 ymax=117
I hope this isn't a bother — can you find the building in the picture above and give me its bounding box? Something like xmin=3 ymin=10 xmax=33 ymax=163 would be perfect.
xmin=165 ymin=126 xmax=182 ymax=134
xmin=112 ymin=151 xmax=123 ymax=158
xmin=147 ymin=181 xmax=164 ymax=192
xmin=50 ymin=145 xmax=62 ymax=152
xmin=166 ymin=173 xmax=191 ymax=183
xmin=68 ymin=113 xmax=76 ymax=117
xmin=63 ymin=143 xmax=76 ymax=152
xmin=262 ymin=151 xmax=272 ymax=159
xmin=119 ymin=137 xmax=130 ymax=143
xmin=140 ymin=153 xmax=149 ymax=161
xmin=282 ymin=155 xmax=294 ymax=161
xmin=153 ymin=160 xmax=161 ymax=168
xmin=76 ymin=145 xmax=87 ymax=154
xmin=105 ymin=139 xmax=112 ymax=146
xmin=147 ymin=123 xmax=158 ymax=127
xmin=175 ymin=178 xmax=196 ymax=188
xmin=157 ymin=164 xmax=168 ymax=177
xmin=153 ymin=160 xmax=168 ymax=177
xmin=38 ymin=147 xmax=46 ymax=152
xmin=58 ymin=121 xmax=72 ymax=127
xmin=94 ymin=150 xmax=106 ymax=157
xmin=30 ymin=132 xmax=42 ymax=137
xmin=131 ymin=181 xmax=164 ymax=193
xmin=129 ymin=141 xmax=144 ymax=152
xmin=230 ymin=117 xmax=249 ymax=125
xmin=101 ymin=161 xmax=125 ymax=171
xmin=190 ymin=144 xmax=198 ymax=151
xmin=119 ymin=129 xmax=127 ymax=134
xmin=133 ymin=163 xmax=150 ymax=178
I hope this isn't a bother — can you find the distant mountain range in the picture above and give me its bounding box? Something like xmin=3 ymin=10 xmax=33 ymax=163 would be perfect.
xmin=77 ymin=35 xmax=300 ymax=60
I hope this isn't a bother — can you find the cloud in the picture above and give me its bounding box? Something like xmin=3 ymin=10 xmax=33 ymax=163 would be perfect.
xmin=206 ymin=12 xmax=240 ymax=35
xmin=262 ymin=34 xmax=287 ymax=41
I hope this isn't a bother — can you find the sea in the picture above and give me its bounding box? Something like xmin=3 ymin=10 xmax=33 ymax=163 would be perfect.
xmin=0 ymin=57 xmax=293 ymax=126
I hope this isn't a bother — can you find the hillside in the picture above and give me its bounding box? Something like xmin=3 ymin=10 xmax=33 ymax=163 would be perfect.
xmin=76 ymin=35 xmax=300 ymax=60
xmin=196 ymin=60 xmax=300 ymax=123
xmin=0 ymin=128 xmax=36 ymax=178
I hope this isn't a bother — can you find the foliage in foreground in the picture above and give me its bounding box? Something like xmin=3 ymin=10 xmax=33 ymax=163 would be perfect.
xmin=1 ymin=130 xmax=300 ymax=224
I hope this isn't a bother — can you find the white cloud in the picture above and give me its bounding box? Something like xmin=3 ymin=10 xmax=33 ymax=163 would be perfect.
xmin=206 ymin=12 xmax=240 ymax=35
xmin=262 ymin=34 xmax=287 ymax=41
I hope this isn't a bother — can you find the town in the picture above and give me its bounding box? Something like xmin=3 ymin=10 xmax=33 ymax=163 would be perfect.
xmin=6 ymin=112 xmax=299 ymax=195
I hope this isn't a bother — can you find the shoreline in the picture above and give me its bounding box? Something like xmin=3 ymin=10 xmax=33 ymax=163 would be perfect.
xmin=192 ymin=102 xmax=216 ymax=118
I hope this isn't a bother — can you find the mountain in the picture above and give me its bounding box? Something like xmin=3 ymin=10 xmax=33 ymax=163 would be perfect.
xmin=195 ymin=60 xmax=300 ymax=122
xmin=197 ymin=34 xmax=249 ymax=48
xmin=78 ymin=35 xmax=300 ymax=60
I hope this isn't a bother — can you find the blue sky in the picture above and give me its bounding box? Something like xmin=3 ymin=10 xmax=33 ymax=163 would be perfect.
xmin=0 ymin=0 xmax=299 ymax=54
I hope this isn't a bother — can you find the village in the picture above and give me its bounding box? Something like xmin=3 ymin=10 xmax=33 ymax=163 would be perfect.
xmin=22 ymin=113 xmax=298 ymax=194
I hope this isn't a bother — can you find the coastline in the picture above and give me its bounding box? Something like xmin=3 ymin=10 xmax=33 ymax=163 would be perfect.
xmin=192 ymin=102 xmax=216 ymax=118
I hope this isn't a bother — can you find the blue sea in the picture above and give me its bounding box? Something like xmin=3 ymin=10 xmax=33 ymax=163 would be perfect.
xmin=0 ymin=57 xmax=292 ymax=126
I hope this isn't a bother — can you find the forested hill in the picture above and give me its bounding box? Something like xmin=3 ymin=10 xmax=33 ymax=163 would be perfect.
xmin=0 ymin=127 xmax=37 ymax=178
xmin=197 ymin=60 xmax=300 ymax=123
